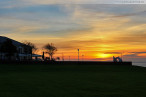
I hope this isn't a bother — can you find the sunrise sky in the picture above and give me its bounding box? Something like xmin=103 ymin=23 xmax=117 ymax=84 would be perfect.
xmin=1 ymin=0 xmax=146 ymax=62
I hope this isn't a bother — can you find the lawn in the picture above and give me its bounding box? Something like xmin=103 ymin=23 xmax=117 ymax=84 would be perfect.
xmin=0 ymin=64 xmax=146 ymax=97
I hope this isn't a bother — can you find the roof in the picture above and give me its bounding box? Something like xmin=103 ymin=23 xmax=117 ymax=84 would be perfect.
xmin=32 ymin=54 xmax=42 ymax=57
xmin=0 ymin=36 xmax=25 ymax=47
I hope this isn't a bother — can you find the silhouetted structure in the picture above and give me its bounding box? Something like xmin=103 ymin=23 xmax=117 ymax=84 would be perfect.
xmin=78 ymin=49 xmax=79 ymax=61
xmin=0 ymin=36 xmax=36 ymax=61
xmin=113 ymin=56 xmax=123 ymax=62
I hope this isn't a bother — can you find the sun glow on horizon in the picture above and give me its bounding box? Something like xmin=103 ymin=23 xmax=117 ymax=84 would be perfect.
xmin=95 ymin=53 xmax=111 ymax=58
xmin=1 ymin=4 xmax=146 ymax=62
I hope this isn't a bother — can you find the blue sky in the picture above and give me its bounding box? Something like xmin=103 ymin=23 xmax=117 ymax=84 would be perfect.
xmin=1 ymin=0 xmax=146 ymax=61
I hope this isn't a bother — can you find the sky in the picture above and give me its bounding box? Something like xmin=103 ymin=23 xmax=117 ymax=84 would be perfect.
xmin=0 ymin=0 xmax=146 ymax=62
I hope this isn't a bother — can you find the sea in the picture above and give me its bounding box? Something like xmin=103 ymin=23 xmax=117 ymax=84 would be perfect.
xmin=133 ymin=62 xmax=146 ymax=67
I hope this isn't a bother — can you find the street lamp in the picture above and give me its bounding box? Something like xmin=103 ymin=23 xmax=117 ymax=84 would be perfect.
xmin=78 ymin=49 xmax=79 ymax=61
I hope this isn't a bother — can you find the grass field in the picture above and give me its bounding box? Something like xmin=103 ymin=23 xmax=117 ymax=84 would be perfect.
xmin=0 ymin=64 xmax=146 ymax=97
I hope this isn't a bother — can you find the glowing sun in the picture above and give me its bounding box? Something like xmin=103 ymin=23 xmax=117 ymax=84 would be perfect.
xmin=96 ymin=53 xmax=111 ymax=58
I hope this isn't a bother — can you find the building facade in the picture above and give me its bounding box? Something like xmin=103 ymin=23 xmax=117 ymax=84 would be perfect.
xmin=0 ymin=36 xmax=32 ymax=61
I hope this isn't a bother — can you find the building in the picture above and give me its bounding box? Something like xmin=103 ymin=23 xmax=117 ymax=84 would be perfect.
xmin=0 ymin=36 xmax=32 ymax=61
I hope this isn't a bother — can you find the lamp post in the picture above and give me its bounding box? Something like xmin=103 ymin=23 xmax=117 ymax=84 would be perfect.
xmin=78 ymin=49 xmax=79 ymax=61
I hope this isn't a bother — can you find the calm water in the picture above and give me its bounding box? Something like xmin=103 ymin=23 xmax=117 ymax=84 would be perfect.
xmin=133 ymin=62 xmax=146 ymax=67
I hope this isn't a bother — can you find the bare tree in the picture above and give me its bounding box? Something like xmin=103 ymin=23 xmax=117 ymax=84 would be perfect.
xmin=22 ymin=41 xmax=38 ymax=54
xmin=44 ymin=43 xmax=57 ymax=60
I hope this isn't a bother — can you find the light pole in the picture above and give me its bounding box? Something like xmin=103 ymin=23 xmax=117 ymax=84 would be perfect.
xmin=78 ymin=49 xmax=79 ymax=61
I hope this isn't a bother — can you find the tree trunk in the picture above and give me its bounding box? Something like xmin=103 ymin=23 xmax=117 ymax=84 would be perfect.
xmin=50 ymin=55 xmax=52 ymax=61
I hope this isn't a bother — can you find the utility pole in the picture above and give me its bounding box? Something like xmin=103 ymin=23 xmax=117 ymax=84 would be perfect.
xmin=78 ymin=49 xmax=79 ymax=61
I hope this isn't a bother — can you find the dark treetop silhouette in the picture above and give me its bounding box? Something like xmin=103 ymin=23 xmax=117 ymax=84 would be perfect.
xmin=44 ymin=43 xmax=57 ymax=61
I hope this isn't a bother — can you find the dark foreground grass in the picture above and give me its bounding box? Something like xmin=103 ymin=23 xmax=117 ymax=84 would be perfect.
xmin=0 ymin=64 xmax=146 ymax=97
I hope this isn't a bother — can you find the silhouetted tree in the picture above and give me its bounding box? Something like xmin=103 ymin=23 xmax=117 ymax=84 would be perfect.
xmin=22 ymin=41 xmax=37 ymax=54
xmin=44 ymin=43 xmax=57 ymax=60
xmin=0 ymin=39 xmax=17 ymax=60
xmin=23 ymin=41 xmax=38 ymax=60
